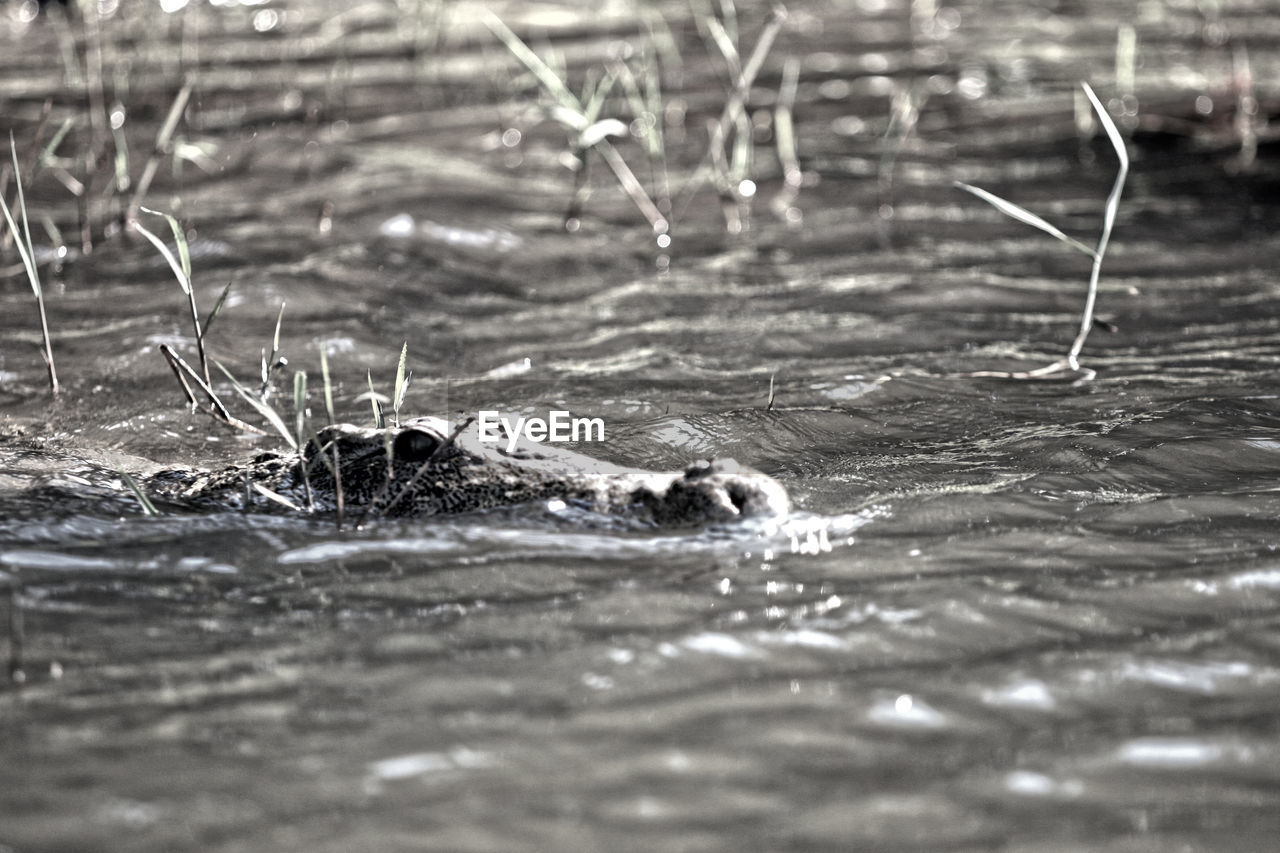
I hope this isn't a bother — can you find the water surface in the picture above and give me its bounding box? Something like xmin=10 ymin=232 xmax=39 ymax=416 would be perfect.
xmin=3 ymin=0 xmax=1280 ymax=850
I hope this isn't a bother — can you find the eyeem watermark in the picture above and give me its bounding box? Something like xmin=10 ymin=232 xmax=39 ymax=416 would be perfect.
xmin=477 ymin=410 xmax=605 ymax=453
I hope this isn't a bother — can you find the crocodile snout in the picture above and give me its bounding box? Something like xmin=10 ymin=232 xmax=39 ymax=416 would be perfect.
xmin=639 ymin=458 xmax=789 ymax=524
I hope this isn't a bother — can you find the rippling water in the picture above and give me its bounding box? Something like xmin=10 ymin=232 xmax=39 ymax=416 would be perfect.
xmin=3 ymin=0 xmax=1280 ymax=850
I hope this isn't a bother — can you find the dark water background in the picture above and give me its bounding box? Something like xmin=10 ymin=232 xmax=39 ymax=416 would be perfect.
xmin=3 ymin=0 xmax=1280 ymax=850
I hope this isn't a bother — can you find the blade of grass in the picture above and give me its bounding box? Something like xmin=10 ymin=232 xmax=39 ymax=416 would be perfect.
xmin=202 ymin=282 xmax=232 ymax=337
xmin=392 ymin=341 xmax=409 ymax=428
xmin=293 ymin=370 xmax=308 ymax=451
xmin=159 ymin=343 xmax=218 ymax=414
xmin=580 ymin=67 xmax=616 ymax=128
xmin=637 ymin=53 xmax=672 ymax=213
xmin=773 ymin=55 xmax=802 ymax=213
xmin=368 ymin=370 xmax=384 ymax=428
xmin=580 ymin=118 xmax=628 ymax=149
xmin=717 ymin=0 xmax=740 ymax=46
xmin=1115 ymin=25 xmax=1136 ymax=103
xmin=320 ymin=345 xmax=336 ymax=426
xmin=331 ymin=438 xmax=343 ymax=528
xmin=674 ymin=5 xmax=788 ymax=223
xmin=954 ymin=81 xmax=1128 ymax=379
xmin=158 ymin=205 xmax=192 ymax=284
xmin=953 ymin=182 xmax=1096 ymax=258
xmin=272 ymin=302 xmax=285 ymax=354
xmin=117 ymin=470 xmax=160 ymax=516
xmin=1 ymin=150 xmax=37 ymax=280
xmin=38 ymin=117 xmax=75 ymax=167
xmin=1230 ymin=44 xmax=1259 ymax=170
xmin=39 ymin=214 xmax=65 ymax=264
xmin=302 ymin=426 xmax=344 ymax=528
xmin=610 ymin=56 xmax=664 ymax=157
xmin=5 ymin=134 xmax=39 ymax=276
xmin=216 ymin=360 xmax=296 ymax=449
xmin=730 ymin=100 xmax=752 ymax=185
xmin=734 ymin=5 xmax=784 ymax=108
xmin=639 ymin=5 xmax=681 ymax=74
xmin=138 ymin=206 xmax=208 ymax=383
xmin=1066 ymin=80 xmax=1129 ymax=368
xmin=160 ymin=344 xmax=266 ymax=434
xmin=485 ymin=11 xmax=666 ymax=234
xmin=293 ymin=370 xmax=315 ymax=512
xmin=3 ymin=133 xmax=58 ymax=394
xmin=596 ymin=140 xmax=668 ymax=233
xmin=109 ymin=106 xmax=130 ymax=196
xmin=251 ymin=483 xmax=304 ymax=513
xmin=705 ymin=15 xmax=741 ymax=81
xmin=483 ymin=12 xmax=582 ymax=113
xmin=131 ymin=216 xmax=189 ymax=291
xmin=260 ymin=302 xmax=287 ymax=396
xmin=127 ymin=77 xmax=194 ymax=222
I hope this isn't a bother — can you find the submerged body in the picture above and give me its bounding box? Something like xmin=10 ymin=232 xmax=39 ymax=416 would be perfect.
xmin=150 ymin=416 xmax=789 ymax=525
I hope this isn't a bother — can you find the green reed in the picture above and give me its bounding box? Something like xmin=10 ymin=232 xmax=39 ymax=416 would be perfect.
xmin=2 ymin=133 xmax=59 ymax=395
xmin=484 ymin=4 xmax=789 ymax=242
xmin=956 ymin=82 xmax=1129 ymax=380
xmin=117 ymin=470 xmax=160 ymax=516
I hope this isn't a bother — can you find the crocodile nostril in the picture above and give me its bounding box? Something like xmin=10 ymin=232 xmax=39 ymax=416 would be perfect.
xmin=393 ymin=428 xmax=441 ymax=463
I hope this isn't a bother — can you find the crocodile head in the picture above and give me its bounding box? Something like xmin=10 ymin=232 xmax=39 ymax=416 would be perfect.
xmin=153 ymin=416 xmax=789 ymax=525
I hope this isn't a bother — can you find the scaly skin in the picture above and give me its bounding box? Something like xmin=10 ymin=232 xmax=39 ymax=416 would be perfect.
xmin=149 ymin=416 xmax=789 ymax=525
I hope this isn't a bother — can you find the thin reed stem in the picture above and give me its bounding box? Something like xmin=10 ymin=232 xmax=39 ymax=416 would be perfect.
xmin=3 ymin=133 xmax=59 ymax=394
xmin=127 ymin=78 xmax=194 ymax=225
xmin=1066 ymin=82 xmax=1129 ymax=370
xmin=674 ymin=4 xmax=788 ymax=223
xmin=955 ymin=81 xmax=1128 ymax=380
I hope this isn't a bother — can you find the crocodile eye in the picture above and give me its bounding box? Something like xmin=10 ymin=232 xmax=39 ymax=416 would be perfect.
xmin=393 ymin=428 xmax=441 ymax=463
